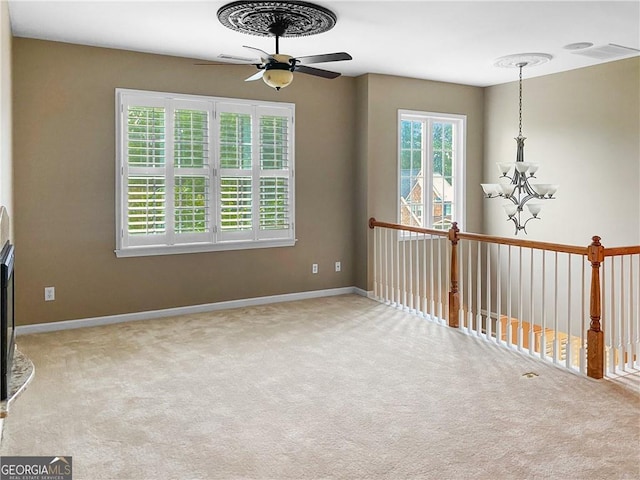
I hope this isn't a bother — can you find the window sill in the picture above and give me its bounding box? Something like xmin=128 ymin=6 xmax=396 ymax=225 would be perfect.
xmin=115 ymin=238 xmax=297 ymax=258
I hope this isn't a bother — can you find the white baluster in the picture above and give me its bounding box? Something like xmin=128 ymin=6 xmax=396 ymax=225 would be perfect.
xmin=477 ymin=241 xmax=482 ymax=336
xmin=529 ymin=248 xmax=535 ymax=355
xmin=580 ymin=256 xmax=586 ymax=374
xmin=553 ymin=251 xmax=559 ymax=364
xmin=507 ymin=246 xmax=512 ymax=347
xmin=486 ymin=242 xmax=493 ymax=341
xmin=496 ymin=245 xmax=502 ymax=345
xmin=566 ymin=254 xmax=572 ymax=369
xmin=422 ymin=233 xmax=427 ymax=317
xmin=467 ymin=241 xmax=472 ymax=331
xmin=414 ymin=232 xmax=420 ymax=314
xmin=373 ymin=226 xmax=379 ymax=299
xmin=518 ymin=246 xmax=523 ymax=350
xmin=609 ymin=258 xmax=616 ymax=374
xmin=408 ymin=231 xmax=413 ymax=312
xmin=541 ymin=251 xmax=547 ymax=360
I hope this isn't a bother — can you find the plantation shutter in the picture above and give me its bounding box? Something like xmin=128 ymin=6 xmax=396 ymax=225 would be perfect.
xmin=120 ymin=95 xmax=168 ymax=248
xmin=217 ymin=103 xmax=254 ymax=242
xmin=257 ymin=106 xmax=294 ymax=240
xmin=116 ymin=89 xmax=295 ymax=256
xmin=119 ymin=94 xmax=213 ymax=248
xmin=172 ymin=99 xmax=214 ymax=244
xmin=216 ymin=103 xmax=294 ymax=243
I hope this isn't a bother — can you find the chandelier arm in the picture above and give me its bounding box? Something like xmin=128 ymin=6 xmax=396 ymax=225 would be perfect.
xmin=522 ymin=215 xmax=541 ymax=235
xmin=512 ymin=170 xmax=522 ymax=185
xmin=521 ymin=177 xmax=540 ymax=197
xmin=518 ymin=193 xmax=539 ymax=207
xmin=506 ymin=195 xmax=519 ymax=206
xmin=507 ymin=215 xmax=520 ymax=235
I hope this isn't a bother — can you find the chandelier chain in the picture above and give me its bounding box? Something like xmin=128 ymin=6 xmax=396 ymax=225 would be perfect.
xmin=518 ymin=64 xmax=523 ymax=137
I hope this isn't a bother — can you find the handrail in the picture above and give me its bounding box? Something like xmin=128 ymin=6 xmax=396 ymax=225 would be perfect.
xmin=369 ymin=217 xmax=586 ymax=255
xmin=603 ymin=246 xmax=640 ymax=257
xmin=368 ymin=218 xmax=448 ymax=237
xmin=458 ymin=231 xmax=587 ymax=255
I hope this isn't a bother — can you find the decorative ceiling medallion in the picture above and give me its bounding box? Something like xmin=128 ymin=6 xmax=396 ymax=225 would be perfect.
xmin=217 ymin=1 xmax=337 ymax=37
xmin=494 ymin=53 xmax=553 ymax=69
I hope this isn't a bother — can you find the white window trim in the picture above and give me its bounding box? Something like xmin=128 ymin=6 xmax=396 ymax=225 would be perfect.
xmin=397 ymin=109 xmax=466 ymax=234
xmin=115 ymin=88 xmax=296 ymax=257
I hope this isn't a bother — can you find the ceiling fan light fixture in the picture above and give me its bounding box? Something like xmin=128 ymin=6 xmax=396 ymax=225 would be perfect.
xmin=263 ymin=69 xmax=294 ymax=90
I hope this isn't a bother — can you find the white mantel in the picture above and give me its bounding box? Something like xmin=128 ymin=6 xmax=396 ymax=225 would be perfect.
xmin=0 ymin=206 xmax=8 ymax=247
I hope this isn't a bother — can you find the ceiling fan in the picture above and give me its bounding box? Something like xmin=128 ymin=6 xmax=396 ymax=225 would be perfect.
xmin=199 ymin=0 xmax=353 ymax=91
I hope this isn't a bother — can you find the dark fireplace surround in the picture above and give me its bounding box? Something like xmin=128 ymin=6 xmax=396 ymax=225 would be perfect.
xmin=1 ymin=240 xmax=15 ymax=401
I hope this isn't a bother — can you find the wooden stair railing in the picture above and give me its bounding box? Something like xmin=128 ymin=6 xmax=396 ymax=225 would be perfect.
xmin=369 ymin=217 xmax=640 ymax=380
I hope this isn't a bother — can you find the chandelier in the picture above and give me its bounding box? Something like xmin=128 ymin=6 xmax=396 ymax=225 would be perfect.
xmin=482 ymin=54 xmax=558 ymax=235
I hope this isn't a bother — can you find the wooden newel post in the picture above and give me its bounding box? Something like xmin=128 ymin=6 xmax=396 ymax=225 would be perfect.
xmin=587 ymin=236 xmax=605 ymax=379
xmin=448 ymin=222 xmax=460 ymax=328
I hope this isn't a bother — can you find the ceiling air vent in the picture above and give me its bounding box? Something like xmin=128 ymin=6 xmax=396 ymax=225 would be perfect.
xmin=571 ymin=43 xmax=640 ymax=60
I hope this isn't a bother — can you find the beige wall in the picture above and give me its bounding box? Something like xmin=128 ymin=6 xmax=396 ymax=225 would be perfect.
xmin=0 ymin=1 xmax=11 ymax=224
xmin=484 ymin=57 xmax=640 ymax=246
xmin=13 ymin=38 xmax=637 ymax=326
xmin=360 ymin=74 xmax=485 ymax=289
xmin=12 ymin=38 xmax=357 ymax=325
xmin=353 ymin=74 xmax=369 ymax=290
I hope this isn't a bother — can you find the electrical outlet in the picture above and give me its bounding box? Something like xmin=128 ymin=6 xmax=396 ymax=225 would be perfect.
xmin=44 ymin=286 xmax=55 ymax=301
xmin=312 ymin=263 xmax=318 ymax=274
xmin=335 ymin=261 xmax=341 ymax=272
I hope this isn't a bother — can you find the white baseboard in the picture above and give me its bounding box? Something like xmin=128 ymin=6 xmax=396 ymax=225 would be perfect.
xmin=17 ymin=286 xmax=369 ymax=336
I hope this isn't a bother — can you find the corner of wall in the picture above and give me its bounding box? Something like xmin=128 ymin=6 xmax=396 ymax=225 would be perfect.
xmin=353 ymin=74 xmax=370 ymax=290
xmin=0 ymin=1 xmax=13 ymax=230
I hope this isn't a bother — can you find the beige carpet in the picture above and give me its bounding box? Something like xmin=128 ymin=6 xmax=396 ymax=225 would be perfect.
xmin=1 ymin=294 xmax=639 ymax=480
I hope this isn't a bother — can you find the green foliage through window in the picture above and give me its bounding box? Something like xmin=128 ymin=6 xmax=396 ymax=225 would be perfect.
xmin=128 ymin=176 xmax=165 ymax=235
xmin=175 ymin=176 xmax=208 ymax=233
xmin=175 ymin=110 xmax=208 ymax=168
xmin=260 ymin=177 xmax=289 ymax=230
xmin=221 ymin=177 xmax=252 ymax=231
xmin=127 ymin=107 xmax=165 ymax=167
xmin=220 ymin=113 xmax=252 ymax=169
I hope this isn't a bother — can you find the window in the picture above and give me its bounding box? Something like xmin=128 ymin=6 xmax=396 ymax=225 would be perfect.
xmin=116 ymin=89 xmax=295 ymax=257
xmin=398 ymin=110 xmax=465 ymax=231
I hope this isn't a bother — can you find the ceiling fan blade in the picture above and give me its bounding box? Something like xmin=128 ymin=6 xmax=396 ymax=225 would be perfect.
xmin=195 ymin=62 xmax=236 ymax=66
xmin=218 ymin=53 xmax=261 ymax=64
xmin=294 ymin=52 xmax=352 ymax=65
xmin=245 ymin=70 xmax=265 ymax=82
xmin=195 ymin=61 xmax=257 ymax=66
xmin=294 ymin=65 xmax=341 ymax=79
xmin=243 ymin=45 xmax=275 ymax=62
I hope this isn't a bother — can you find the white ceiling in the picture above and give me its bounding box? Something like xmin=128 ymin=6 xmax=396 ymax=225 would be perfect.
xmin=7 ymin=0 xmax=640 ymax=87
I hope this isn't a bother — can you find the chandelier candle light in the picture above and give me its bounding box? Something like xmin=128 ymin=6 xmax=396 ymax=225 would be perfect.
xmin=482 ymin=54 xmax=558 ymax=235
